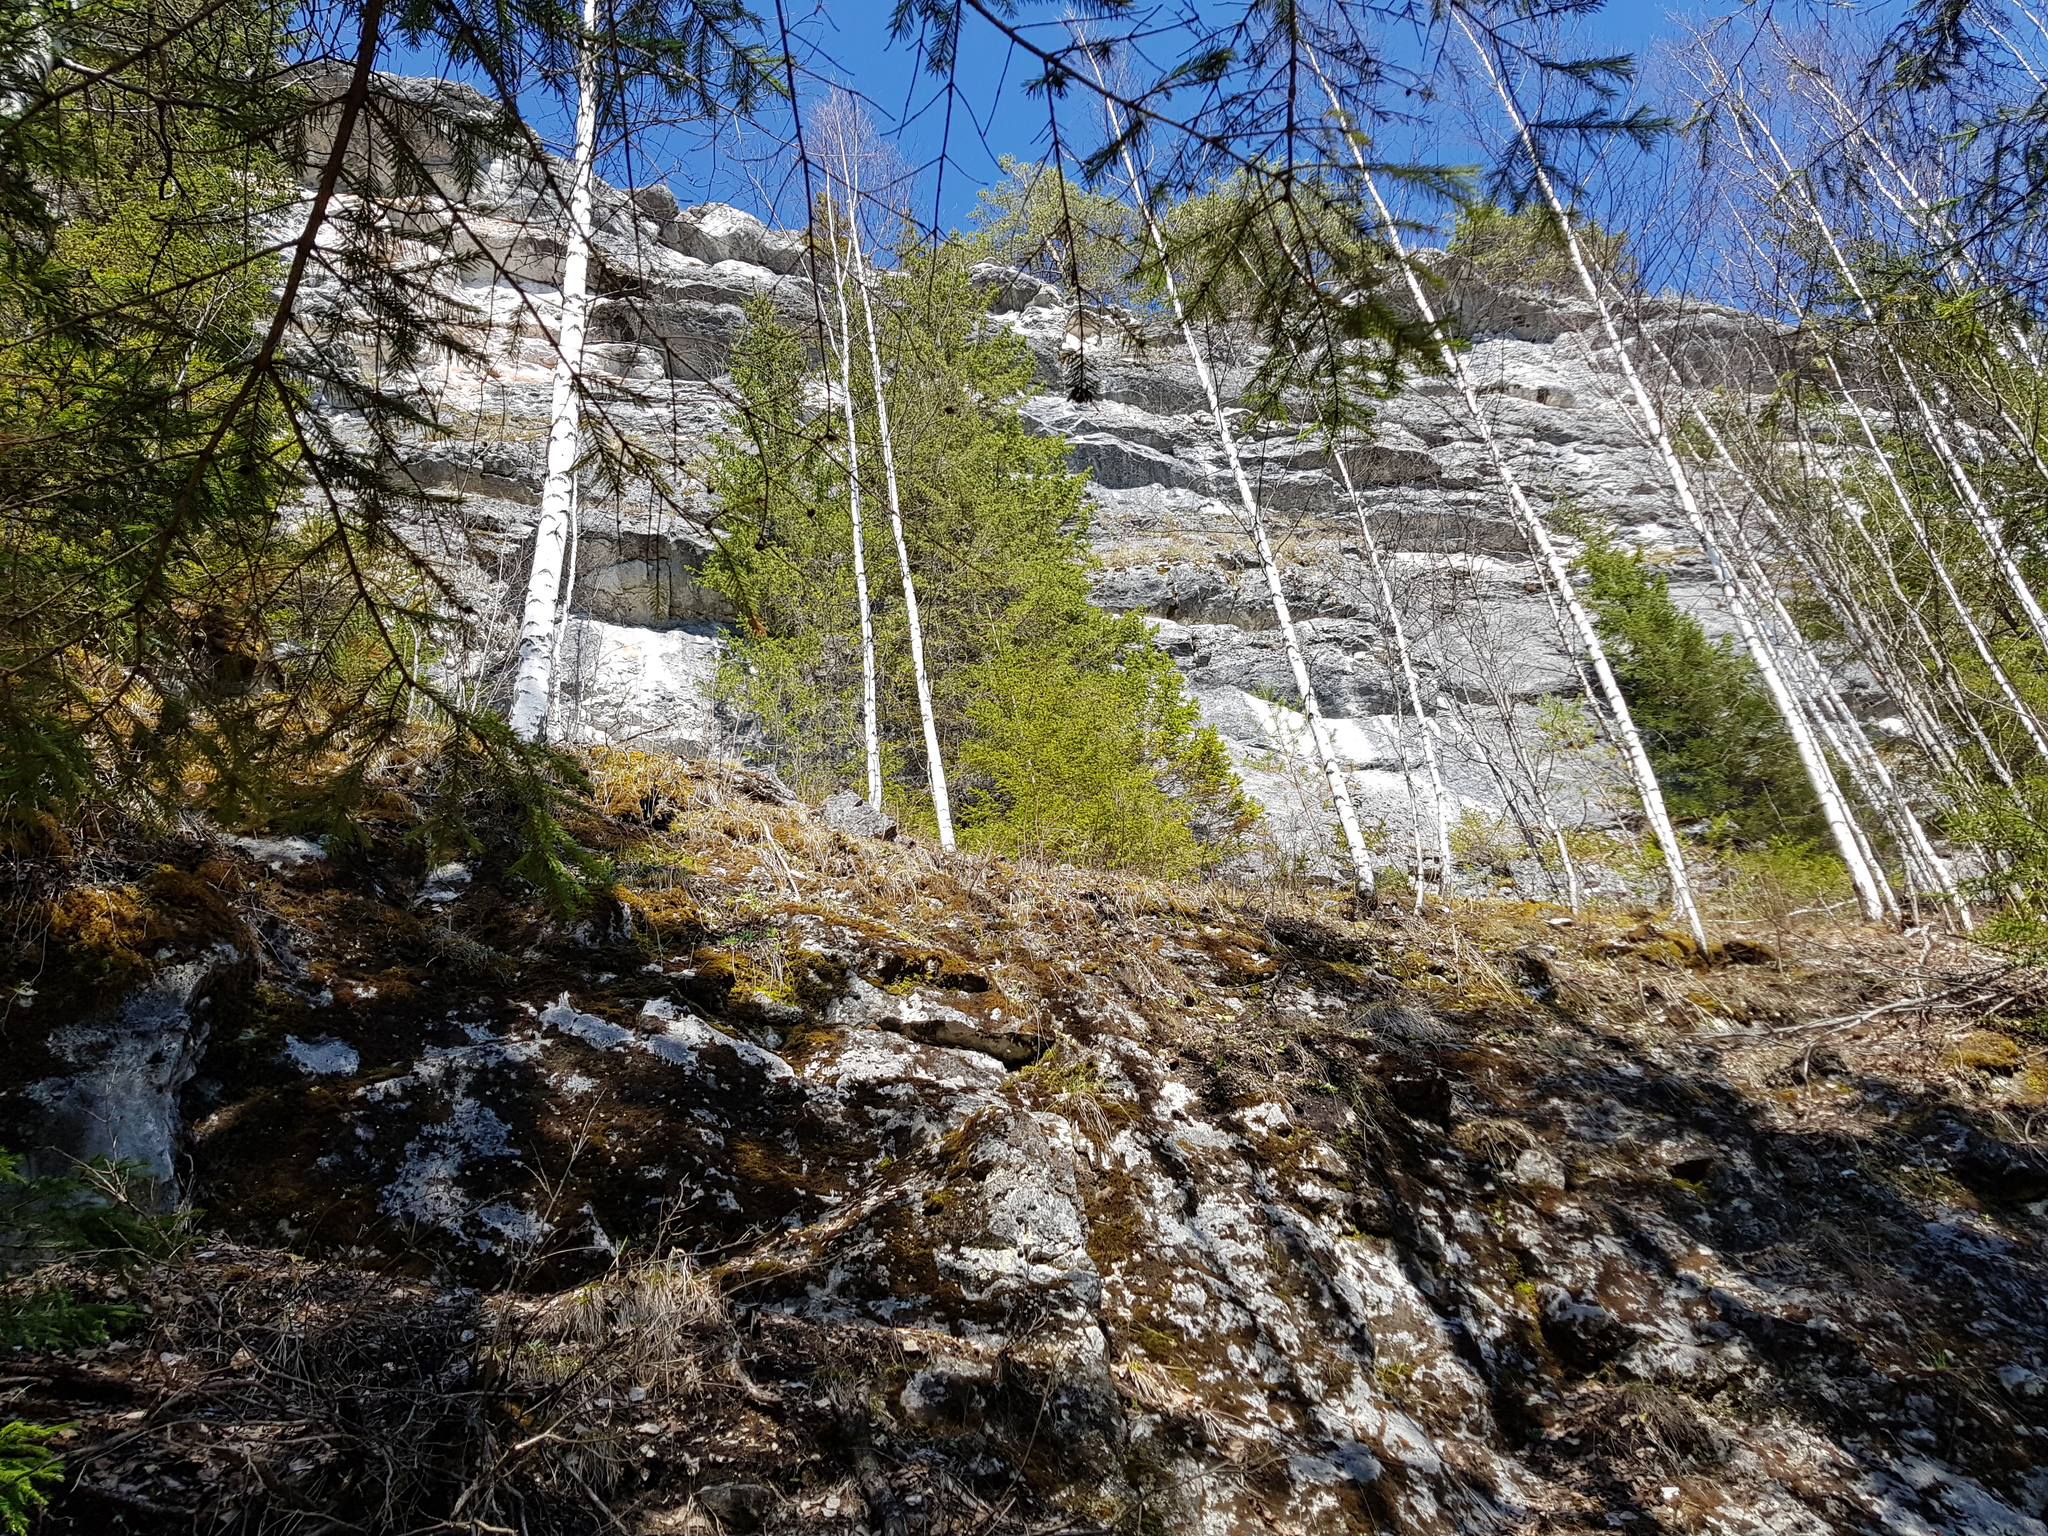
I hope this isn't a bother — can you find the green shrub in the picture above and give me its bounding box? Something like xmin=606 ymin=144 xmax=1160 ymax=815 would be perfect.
xmin=1709 ymin=838 xmax=1853 ymax=920
xmin=0 ymin=1149 xmax=189 ymax=1265
xmin=0 ymin=1421 xmax=62 ymax=1535
xmin=704 ymin=267 xmax=1257 ymax=873
xmin=0 ymin=1287 xmax=137 ymax=1349
xmin=1446 ymin=202 xmax=1635 ymax=293
xmin=1568 ymin=518 xmax=1822 ymax=845
xmin=0 ymin=1148 xmax=181 ymax=1354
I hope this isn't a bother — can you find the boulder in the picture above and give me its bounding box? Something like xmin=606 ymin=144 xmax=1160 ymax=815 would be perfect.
xmin=16 ymin=943 xmax=245 ymax=1188
xmin=822 ymin=791 xmax=898 ymax=841
xmin=659 ymin=202 xmax=808 ymax=276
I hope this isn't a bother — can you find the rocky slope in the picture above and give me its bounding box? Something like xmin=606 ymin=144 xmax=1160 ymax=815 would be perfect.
xmin=5 ymin=753 xmax=2047 ymax=1535
xmin=310 ymin=73 xmax=1797 ymax=873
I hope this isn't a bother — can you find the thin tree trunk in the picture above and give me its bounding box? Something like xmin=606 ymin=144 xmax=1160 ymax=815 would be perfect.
xmin=509 ymin=0 xmax=599 ymax=743
xmin=1741 ymin=537 xmax=1967 ymax=922
xmin=1682 ymin=407 xmax=1897 ymax=917
xmin=1824 ymin=358 xmax=2048 ymax=766
xmin=1311 ymin=48 xmax=1706 ymax=943
xmin=1328 ymin=449 xmax=1455 ymax=894
xmin=1712 ymin=202 xmax=1984 ymax=782
xmin=842 ymin=185 xmax=954 ymax=847
xmin=1796 ymin=62 xmax=2048 ymax=478
xmin=1088 ymin=84 xmax=1378 ymax=902
xmin=1726 ymin=101 xmax=2048 ymax=655
xmin=821 ymin=191 xmax=884 ymax=808
xmin=1457 ymin=11 xmax=1890 ymax=921
xmin=1696 ymin=407 xmax=1972 ymax=923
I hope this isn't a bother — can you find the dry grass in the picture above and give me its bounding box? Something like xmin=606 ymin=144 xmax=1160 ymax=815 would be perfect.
xmin=485 ymin=1256 xmax=734 ymax=1503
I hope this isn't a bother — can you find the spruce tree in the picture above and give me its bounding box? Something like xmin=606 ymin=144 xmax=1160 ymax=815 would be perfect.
xmin=1573 ymin=525 xmax=1822 ymax=845
xmin=704 ymin=262 xmax=1254 ymax=875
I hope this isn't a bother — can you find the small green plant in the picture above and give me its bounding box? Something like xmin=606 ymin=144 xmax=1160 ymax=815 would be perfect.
xmin=0 ymin=1149 xmax=185 ymax=1355
xmin=0 ymin=1421 xmax=63 ymax=1535
xmin=0 ymin=1287 xmax=137 ymax=1349
xmin=1021 ymin=1045 xmax=1104 ymax=1097
xmin=1373 ymin=1357 xmax=1420 ymax=1407
xmin=1709 ymin=839 xmax=1852 ymax=921
xmin=0 ymin=1149 xmax=191 ymax=1265
xmin=1449 ymin=809 xmax=1525 ymax=876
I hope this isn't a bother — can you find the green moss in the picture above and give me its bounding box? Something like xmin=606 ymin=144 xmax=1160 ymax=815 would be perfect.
xmin=1020 ymin=1046 xmax=1103 ymax=1097
xmin=1083 ymin=1162 xmax=1145 ymax=1273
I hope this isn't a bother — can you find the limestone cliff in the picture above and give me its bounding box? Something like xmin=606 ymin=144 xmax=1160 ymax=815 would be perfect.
xmin=300 ymin=73 xmax=1799 ymax=875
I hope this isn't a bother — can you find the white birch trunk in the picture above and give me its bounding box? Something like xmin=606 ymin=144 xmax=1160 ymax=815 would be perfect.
xmin=1328 ymin=449 xmax=1456 ymax=893
xmin=508 ymin=0 xmax=599 ymax=744
xmin=1456 ymin=12 xmax=1891 ymax=921
xmin=1310 ymin=49 xmax=1705 ymax=942
xmin=1727 ymin=105 xmax=2048 ymax=656
xmin=1742 ymin=539 xmax=1965 ymax=921
xmin=842 ymin=193 xmax=955 ymax=847
xmin=821 ymin=192 xmax=884 ymax=808
xmin=1823 ymin=360 xmax=2048 ymax=766
xmin=1796 ymin=65 xmax=2048 ymax=481
xmin=1680 ymin=409 xmax=1894 ymax=917
xmin=1096 ymin=110 xmax=1378 ymax=901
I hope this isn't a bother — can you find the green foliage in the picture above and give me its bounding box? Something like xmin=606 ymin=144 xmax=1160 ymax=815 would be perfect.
xmin=1707 ymin=838 xmax=1854 ymax=921
xmin=1952 ymin=776 xmax=2048 ymax=939
xmin=414 ymin=722 xmax=614 ymax=918
xmin=704 ymin=262 xmax=1256 ymax=874
xmin=1154 ymin=170 xmax=1433 ymax=415
xmin=0 ymin=1288 xmax=138 ymax=1350
xmin=1448 ymin=809 xmax=1528 ymax=875
xmin=0 ymin=1150 xmax=158 ymax=1381
xmin=1568 ymin=517 xmax=1821 ymax=844
xmin=0 ymin=1149 xmax=190 ymax=1265
xmin=0 ymin=1421 xmax=64 ymax=1536
xmin=1446 ymin=203 xmax=1635 ymax=294
xmin=957 ymin=640 xmax=1253 ymax=875
xmin=0 ymin=0 xmax=469 ymax=839
xmin=3 ymin=0 xmax=301 ymax=828
xmin=0 ymin=0 xmax=626 ymax=898
xmin=960 ymin=156 xmax=1141 ymax=298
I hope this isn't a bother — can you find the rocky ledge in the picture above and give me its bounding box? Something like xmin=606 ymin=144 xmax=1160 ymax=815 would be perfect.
xmin=5 ymin=751 xmax=2046 ymax=1534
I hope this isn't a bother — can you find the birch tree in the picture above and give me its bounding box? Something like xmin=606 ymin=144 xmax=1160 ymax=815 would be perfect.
xmin=819 ymin=188 xmax=885 ymax=808
xmin=508 ymin=0 xmax=599 ymax=743
xmin=836 ymin=152 xmax=955 ymax=847
xmin=1453 ymin=7 xmax=1893 ymax=923
xmin=1307 ymin=49 xmax=1706 ymax=941
xmin=1090 ymin=82 xmax=1379 ymax=902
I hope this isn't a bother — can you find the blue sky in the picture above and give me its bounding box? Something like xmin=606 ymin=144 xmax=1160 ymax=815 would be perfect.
xmin=382 ymin=2 xmax=1775 ymax=235
xmin=749 ymin=2 xmax=1717 ymax=229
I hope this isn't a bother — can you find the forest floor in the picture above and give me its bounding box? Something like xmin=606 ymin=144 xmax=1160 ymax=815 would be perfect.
xmin=5 ymin=751 xmax=2047 ymax=1535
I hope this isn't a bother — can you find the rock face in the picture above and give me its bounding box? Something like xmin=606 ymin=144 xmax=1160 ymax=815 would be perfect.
xmin=9 ymin=769 xmax=2046 ymax=1535
xmin=16 ymin=943 xmax=244 ymax=1186
xmin=305 ymin=73 xmax=1789 ymax=874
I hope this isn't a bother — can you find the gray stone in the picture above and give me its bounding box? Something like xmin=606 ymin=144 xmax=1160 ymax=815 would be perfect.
xmin=827 ymin=977 xmax=1048 ymax=1066
xmin=630 ymin=182 xmax=679 ymax=226
xmin=18 ymin=943 xmax=243 ymax=1188
xmin=696 ymin=1483 xmax=775 ymax=1529
xmin=970 ymin=261 xmax=1062 ymax=313
xmin=822 ymin=790 xmax=897 ymax=841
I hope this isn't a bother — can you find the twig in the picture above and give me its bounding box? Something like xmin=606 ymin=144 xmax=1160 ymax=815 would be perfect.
xmin=1685 ymin=968 xmax=2020 ymax=1039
